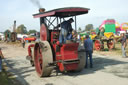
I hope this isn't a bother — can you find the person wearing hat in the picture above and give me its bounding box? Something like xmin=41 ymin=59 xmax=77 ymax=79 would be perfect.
xmin=0 ymin=48 xmax=4 ymax=72
xmin=84 ymin=35 xmax=93 ymax=68
xmin=21 ymin=36 xmax=26 ymax=48
xmin=55 ymin=18 xmax=74 ymax=44
xmin=120 ymin=33 xmax=127 ymax=58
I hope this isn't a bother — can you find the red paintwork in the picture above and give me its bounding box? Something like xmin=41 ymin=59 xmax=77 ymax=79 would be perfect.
xmin=24 ymin=37 xmax=36 ymax=41
xmin=91 ymin=32 xmax=96 ymax=35
xmin=40 ymin=24 xmax=48 ymax=41
xmin=57 ymin=8 xmax=88 ymax=12
xmin=61 ymin=43 xmax=78 ymax=60
xmin=28 ymin=44 xmax=35 ymax=57
xmin=54 ymin=42 xmax=79 ymax=71
xmin=94 ymin=40 xmax=102 ymax=51
xmin=33 ymin=7 xmax=89 ymax=18
xmin=64 ymin=63 xmax=78 ymax=71
xmin=34 ymin=45 xmax=43 ymax=76
xmin=61 ymin=43 xmax=79 ymax=71
xmin=50 ymin=30 xmax=60 ymax=44
xmin=34 ymin=11 xmax=55 ymax=18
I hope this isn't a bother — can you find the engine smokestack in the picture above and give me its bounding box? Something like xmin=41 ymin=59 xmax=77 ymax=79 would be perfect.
xmin=39 ymin=8 xmax=45 ymax=13
xmin=39 ymin=8 xmax=46 ymax=26
xmin=13 ymin=20 xmax=16 ymax=32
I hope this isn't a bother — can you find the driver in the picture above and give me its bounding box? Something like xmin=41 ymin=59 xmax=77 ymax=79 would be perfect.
xmin=55 ymin=18 xmax=74 ymax=44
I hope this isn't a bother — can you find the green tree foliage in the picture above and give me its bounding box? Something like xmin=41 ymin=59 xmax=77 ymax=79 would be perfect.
xmin=28 ymin=29 xmax=37 ymax=34
xmin=4 ymin=29 xmax=11 ymax=36
xmin=4 ymin=29 xmax=11 ymax=34
xmin=16 ymin=24 xmax=27 ymax=34
xmin=4 ymin=29 xmax=11 ymax=40
xmin=85 ymin=24 xmax=94 ymax=31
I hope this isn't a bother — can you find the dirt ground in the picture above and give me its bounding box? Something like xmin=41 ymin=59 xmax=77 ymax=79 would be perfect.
xmin=1 ymin=42 xmax=128 ymax=85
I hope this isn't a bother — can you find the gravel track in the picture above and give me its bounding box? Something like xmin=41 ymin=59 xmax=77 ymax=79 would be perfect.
xmin=1 ymin=42 xmax=128 ymax=85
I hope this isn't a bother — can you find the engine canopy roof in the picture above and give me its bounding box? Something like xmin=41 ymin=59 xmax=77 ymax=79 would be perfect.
xmin=33 ymin=7 xmax=90 ymax=18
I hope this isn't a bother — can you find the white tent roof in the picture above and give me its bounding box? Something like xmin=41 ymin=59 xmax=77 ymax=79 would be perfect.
xmin=120 ymin=31 xmax=126 ymax=34
xmin=0 ymin=33 xmax=4 ymax=36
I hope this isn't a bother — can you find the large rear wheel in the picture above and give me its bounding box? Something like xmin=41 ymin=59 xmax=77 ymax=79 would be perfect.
xmin=34 ymin=41 xmax=53 ymax=77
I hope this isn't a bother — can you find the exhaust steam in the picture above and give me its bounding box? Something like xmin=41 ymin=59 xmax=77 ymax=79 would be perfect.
xmin=30 ymin=0 xmax=42 ymax=8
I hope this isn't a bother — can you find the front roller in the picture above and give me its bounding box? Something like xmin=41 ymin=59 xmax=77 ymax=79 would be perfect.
xmin=34 ymin=41 xmax=53 ymax=77
xmin=76 ymin=44 xmax=85 ymax=71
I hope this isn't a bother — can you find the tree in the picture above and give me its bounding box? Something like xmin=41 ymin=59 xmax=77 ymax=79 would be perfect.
xmin=85 ymin=24 xmax=93 ymax=31
xmin=4 ymin=29 xmax=11 ymax=41
xmin=4 ymin=29 xmax=11 ymax=34
xmin=4 ymin=29 xmax=11 ymax=37
xmin=78 ymin=27 xmax=82 ymax=33
xmin=16 ymin=24 xmax=27 ymax=34
xmin=90 ymin=29 xmax=96 ymax=32
xmin=28 ymin=29 xmax=37 ymax=34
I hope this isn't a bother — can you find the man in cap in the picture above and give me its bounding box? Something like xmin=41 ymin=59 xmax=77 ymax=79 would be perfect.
xmin=84 ymin=35 xmax=93 ymax=68
xmin=55 ymin=18 xmax=74 ymax=44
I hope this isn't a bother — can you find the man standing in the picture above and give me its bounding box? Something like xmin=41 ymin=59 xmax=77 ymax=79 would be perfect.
xmin=0 ymin=48 xmax=4 ymax=72
xmin=21 ymin=37 xmax=25 ymax=48
xmin=56 ymin=18 xmax=74 ymax=44
xmin=120 ymin=33 xmax=127 ymax=58
xmin=84 ymin=35 xmax=93 ymax=68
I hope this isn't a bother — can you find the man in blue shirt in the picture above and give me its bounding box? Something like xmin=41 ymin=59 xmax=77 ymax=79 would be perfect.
xmin=84 ymin=35 xmax=93 ymax=68
xmin=56 ymin=18 xmax=74 ymax=44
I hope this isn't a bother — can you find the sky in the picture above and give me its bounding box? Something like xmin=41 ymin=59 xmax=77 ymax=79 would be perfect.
xmin=0 ymin=0 xmax=128 ymax=32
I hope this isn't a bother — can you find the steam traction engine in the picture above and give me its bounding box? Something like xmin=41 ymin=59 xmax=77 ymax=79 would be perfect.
xmin=27 ymin=7 xmax=90 ymax=77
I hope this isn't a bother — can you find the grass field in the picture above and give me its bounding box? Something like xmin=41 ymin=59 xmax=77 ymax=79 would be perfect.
xmin=94 ymin=42 xmax=128 ymax=57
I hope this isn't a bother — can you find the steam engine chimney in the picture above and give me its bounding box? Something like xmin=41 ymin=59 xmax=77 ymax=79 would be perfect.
xmin=39 ymin=8 xmax=46 ymax=26
xmin=13 ymin=20 xmax=16 ymax=32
